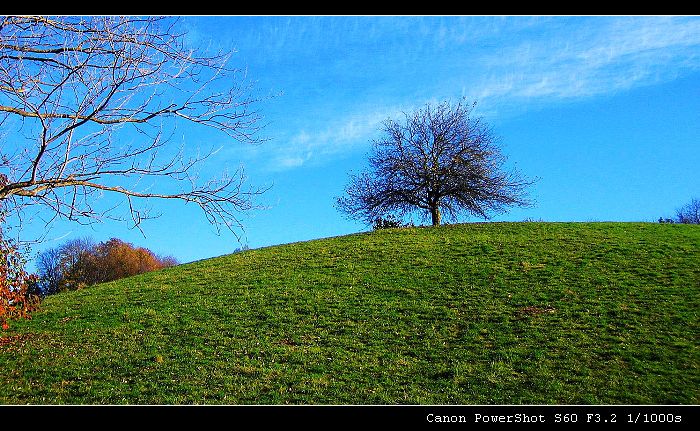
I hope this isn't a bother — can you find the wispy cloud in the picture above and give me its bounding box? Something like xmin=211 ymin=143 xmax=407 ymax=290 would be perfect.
xmin=265 ymin=108 xmax=398 ymax=172
xmin=470 ymin=17 xmax=700 ymax=105
xmin=208 ymin=16 xmax=700 ymax=171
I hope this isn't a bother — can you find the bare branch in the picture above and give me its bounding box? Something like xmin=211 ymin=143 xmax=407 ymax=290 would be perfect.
xmin=675 ymin=197 xmax=700 ymax=224
xmin=0 ymin=15 xmax=269 ymax=238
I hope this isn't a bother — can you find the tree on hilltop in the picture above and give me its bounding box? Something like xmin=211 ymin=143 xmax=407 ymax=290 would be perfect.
xmin=337 ymin=99 xmax=535 ymax=226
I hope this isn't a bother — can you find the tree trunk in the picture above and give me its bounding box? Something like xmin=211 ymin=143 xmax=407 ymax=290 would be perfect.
xmin=430 ymin=206 xmax=441 ymax=226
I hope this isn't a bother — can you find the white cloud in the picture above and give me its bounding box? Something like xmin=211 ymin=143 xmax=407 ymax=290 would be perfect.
xmin=275 ymin=155 xmax=309 ymax=169
xmin=265 ymin=108 xmax=398 ymax=171
xmin=227 ymin=17 xmax=700 ymax=171
xmin=471 ymin=17 xmax=700 ymax=104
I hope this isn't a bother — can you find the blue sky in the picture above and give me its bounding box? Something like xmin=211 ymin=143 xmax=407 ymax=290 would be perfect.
xmin=18 ymin=16 xmax=700 ymax=266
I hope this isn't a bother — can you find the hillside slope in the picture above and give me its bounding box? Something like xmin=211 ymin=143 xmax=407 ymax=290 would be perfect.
xmin=1 ymin=222 xmax=698 ymax=404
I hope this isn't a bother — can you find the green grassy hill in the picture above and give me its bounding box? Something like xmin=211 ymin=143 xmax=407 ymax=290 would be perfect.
xmin=1 ymin=222 xmax=698 ymax=404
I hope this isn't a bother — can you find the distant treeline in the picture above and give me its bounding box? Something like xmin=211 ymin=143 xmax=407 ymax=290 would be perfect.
xmin=36 ymin=237 xmax=178 ymax=296
xmin=660 ymin=197 xmax=700 ymax=225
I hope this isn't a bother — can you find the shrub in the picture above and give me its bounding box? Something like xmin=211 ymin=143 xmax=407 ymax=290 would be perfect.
xmin=373 ymin=215 xmax=412 ymax=230
xmin=233 ymin=244 xmax=250 ymax=253
xmin=1 ymin=229 xmax=40 ymax=330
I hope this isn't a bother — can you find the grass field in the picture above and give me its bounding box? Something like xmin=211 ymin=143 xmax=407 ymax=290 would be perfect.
xmin=1 ymin=222 xmax=698 ymax=404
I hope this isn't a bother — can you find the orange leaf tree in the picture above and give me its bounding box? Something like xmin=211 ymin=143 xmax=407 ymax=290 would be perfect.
xmin=0 ymin=223 xmax=40 ymax=330
xmin=36 ymin=236 xmax=178 ymax=294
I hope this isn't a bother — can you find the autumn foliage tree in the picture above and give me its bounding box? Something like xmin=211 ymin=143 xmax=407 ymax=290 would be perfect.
xmin=36 ymin=237 xmax=177 ymax=293
xmin=0 ymin=233 xmax=40 ymax=330
xmin=1 ymin=206 xmax=40 ymax=330
xmin=83 ymin=238 xmax=172 ymax=285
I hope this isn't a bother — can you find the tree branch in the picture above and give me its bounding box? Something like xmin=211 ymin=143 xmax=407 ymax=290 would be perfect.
xmin=0 ymin=16 xmax=269 ymax=238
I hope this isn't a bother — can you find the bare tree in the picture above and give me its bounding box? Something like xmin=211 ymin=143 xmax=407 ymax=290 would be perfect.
xmin=0 ymin=16 xmax=267 ymax=239
xmin=158 ymin=255 xmax=179 ymax=268
xmin=337 ymin=99 xmax=535 ymax=226
xmin=675 ymin=197 xmax=700 ymax=224
xmin=36 ymin=245 xmax=62 ymax=295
